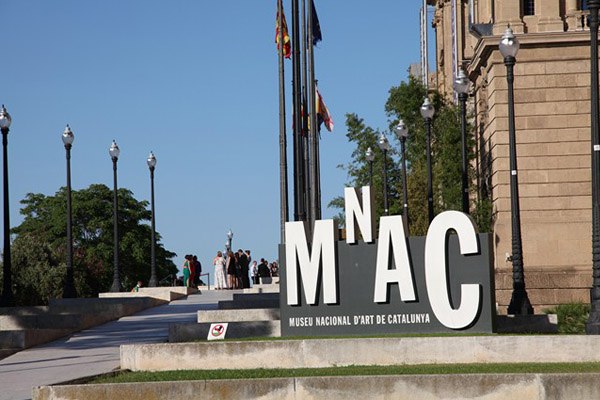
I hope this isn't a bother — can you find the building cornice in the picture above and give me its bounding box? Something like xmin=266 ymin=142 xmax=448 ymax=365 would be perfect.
xmin=468 ymin=31 xmax=592 ymax=80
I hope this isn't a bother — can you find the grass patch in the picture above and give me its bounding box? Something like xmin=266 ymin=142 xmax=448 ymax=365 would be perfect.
xmin=544 ymin=303 xmax=590 ymax=334
xmin=90 ymin=363 xmax=600 ymax=384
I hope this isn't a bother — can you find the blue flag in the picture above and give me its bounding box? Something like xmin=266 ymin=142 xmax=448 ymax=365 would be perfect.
xmin=311 ymin=0 xmax=322 ymax=45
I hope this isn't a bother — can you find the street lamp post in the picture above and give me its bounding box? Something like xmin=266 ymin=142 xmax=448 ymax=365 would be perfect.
xmin=365 ymin=147 xmax=375 ymax=188
xmin=226 ymin=229 xmax=233 ymax=253
xmin=420 ymin=98 xmax=435 ymax=224
xmin=454 ymin=67 xmax=471 ymax=214
xmin=0 ymin=105 xmax=13 ymax=306
xmin=62 ymin=125 xmax=77 ymax=298
xmin=377 ymin=133 xmax=391 ymax=215
xmin=500 ymin=27 xmax=533 ymax=315
xmin=586 ymin=0 xmax=600 ymax=333
xmin=147 ymin=151 xmax=157 ymax=287
xmin=395 ymin=119 xmax=410 ymax=233
xmin=109 ymin=140 xmax=121 ymax=292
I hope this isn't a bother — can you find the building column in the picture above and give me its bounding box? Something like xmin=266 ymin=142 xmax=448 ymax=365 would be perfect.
xmin=565 ymin=0 xmax=584 ymax=31
xmin=538 ymin=0 xmax=565 ymax=32
xmin=493 ymin=0 xmax=524 ymax=34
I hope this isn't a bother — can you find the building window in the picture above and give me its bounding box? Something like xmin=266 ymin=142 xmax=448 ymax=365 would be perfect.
xmin=582 ymin=0 xmax=588 ymax=11
xmin=523 ymin=0 xmax=535 ymax=16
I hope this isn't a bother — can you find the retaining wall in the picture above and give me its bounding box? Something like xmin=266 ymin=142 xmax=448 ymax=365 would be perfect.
xmin=121 ymin=335 xmax=600 ymax=371
xmin=34 ymin=373 xmax=600 ymax=400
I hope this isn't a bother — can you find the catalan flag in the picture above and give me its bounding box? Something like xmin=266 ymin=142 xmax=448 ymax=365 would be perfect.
xmin=316 ymin=88 xmax=333 ymax=132
xmin=276 ymin=6 xmax=291 ymax=59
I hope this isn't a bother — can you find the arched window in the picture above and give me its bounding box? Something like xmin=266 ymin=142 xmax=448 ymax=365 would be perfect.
xmin=523 ymin=0 xmax=535 ymax=16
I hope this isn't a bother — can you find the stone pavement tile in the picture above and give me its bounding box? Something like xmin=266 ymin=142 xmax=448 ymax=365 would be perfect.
xmin=0 ymin=290 xmax=237 ymax=400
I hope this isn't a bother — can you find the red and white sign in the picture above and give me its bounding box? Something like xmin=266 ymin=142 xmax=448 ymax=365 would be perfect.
xmin=207 ymin=323 xmax=228 ymax=340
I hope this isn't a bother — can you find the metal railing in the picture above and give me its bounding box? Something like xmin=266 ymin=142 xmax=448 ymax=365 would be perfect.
xmin=158 ymin=274 xmax=176 ymax=287
xmin=199 ymin=273 xmax=210 ymax=290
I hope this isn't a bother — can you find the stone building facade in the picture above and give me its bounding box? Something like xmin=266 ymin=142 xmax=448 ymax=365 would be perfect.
xmin=429 ymin=0 xmax=593 ymax=312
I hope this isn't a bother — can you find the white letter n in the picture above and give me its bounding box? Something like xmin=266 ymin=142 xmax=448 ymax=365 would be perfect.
xmin=345 ymin=186 xmax=375 ymax=244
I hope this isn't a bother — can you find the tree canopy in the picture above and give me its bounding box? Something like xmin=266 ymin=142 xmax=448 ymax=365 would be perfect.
xmin=330 ymin=76 xmax=491 ymax=235
xmin=3 ymin=184 xmax=177 ymax=305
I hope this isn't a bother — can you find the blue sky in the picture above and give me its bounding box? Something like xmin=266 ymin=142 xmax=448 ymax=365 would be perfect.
xmin=1 ymin=1 xmax=429 ymax=280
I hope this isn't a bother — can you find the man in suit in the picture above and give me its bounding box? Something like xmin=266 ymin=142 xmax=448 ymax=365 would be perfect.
xmin=237 ymin=249 xmax=251 ymax=289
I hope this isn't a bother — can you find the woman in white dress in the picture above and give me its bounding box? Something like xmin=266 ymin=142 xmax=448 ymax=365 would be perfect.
xmin=213 ymin=251 xmax=228 ymax=290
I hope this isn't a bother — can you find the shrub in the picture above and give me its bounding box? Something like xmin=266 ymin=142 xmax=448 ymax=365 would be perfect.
xmin=544 ymin=303 xmax=590 ymax=334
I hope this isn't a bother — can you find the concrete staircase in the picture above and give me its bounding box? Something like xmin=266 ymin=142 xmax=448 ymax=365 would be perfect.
xmin=0 ymin=294 xmax=175 ymax=360
xmin=169 ymin=290 xmax=281 ymax=342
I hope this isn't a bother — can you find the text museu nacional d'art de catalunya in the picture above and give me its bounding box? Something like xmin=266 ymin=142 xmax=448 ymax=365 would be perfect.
xmin=279 ymin=186 xmax=496 ymax=336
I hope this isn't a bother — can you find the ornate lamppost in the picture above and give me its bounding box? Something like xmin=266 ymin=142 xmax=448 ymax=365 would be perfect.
xmin=377 ymin=133 xmax=391 ymax=216
xmin=0 ymin=105 xmax=13 ymax=306
xmin=394 ymin=119 xmax=410 ymax=233
xmin=147 ymin=151 xmax=157 ymax=287
xmin=586 ymin=0 xmax=600 ymax=333
xmin=109 ymin=140 xmax=121 ymax=292
xmin=454 ymin=67 xmax=471 ymax=214
xmin=365 ymin=147 xmax=375 ymax=188
xmin=500 ymin=27 xmax=533 ymax=315
xmin=420 ymin=98 xmax=435 ymax=224
xmin=62 ymin=125 xmax=77 ymax=298
xmin=226 ymin=229 xmax=233 ymax=253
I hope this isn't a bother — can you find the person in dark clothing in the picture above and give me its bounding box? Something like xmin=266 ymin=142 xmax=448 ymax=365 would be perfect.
xmin=237 ymin=249 xmax=251 ymax=289
xmin=258 ymin=258 xmax=271 ymax=279
xmin=193 ymin=255 xmax=202 ymax=287
xmin=226 ymin=250 xmax=237 ymax=289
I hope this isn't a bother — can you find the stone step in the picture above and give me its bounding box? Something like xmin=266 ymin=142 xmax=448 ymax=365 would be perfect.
xmin=218 ymin=299 xmax=279 ymax=310
xmin=197 ymin=308 xmax=280 ymax=323
xmin=48 ymin=297 xmax=165 ymax=322
xmin=99 ymin=287 xmax=198 ymax=302
xmin=169 ymin=321 xmax=281 ymax=342
xmin=0 ymin=306 xmax=52 ymax=316
xmin=122 ymin=335 xmax=600 ymax=372
xmin=0 ymin=348 xmax=20 ymax=360
xmin=0 ymin=329 xmax=71 ymax=349
xmin=33 ymin=373 xmax=600 ymax=400
xmin=232 ymin=292 xmax=279 ymax=301
xmin=243 ymin=283 xmax=280 ymax=294
xmin=0 ymin=314 xmax=86 ymax=330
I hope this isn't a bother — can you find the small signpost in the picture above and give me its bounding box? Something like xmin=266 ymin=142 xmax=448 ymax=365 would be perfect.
xmin=207 ymin=323 xmax=229 ymax=340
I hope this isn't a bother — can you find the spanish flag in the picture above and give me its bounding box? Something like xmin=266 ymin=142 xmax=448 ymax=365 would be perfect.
xmin=276 ymin=6 xmax=291 ymax=59
xmin=316 ymin=88 xmax=333 ymax=132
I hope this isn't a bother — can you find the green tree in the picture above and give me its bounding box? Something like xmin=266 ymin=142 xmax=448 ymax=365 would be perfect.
xmin=329 ymin=113 xmax=403 ymax=226
xmin=330 ymin=76 xmax=491 ymax=235
xmin=6 ymin=184 xmax=177 ymax=305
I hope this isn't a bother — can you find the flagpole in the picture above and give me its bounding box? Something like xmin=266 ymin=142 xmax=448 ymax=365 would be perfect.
xmin=308 ymin=0 xmax=319 ymax=224
xmin=291 ymin=0 xmax=306 ymax=222
xmin=301 ymin=0 xmax=312 ymax=228
xmin=277 ymin=0 xmax=289 ymax=244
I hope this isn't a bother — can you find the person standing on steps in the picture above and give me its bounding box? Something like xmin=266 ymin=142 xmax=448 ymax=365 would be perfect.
xmin=182 ymin=255 xmax=192 ymax=287
xmin=213 ymin=251 xmax=227 ymax=290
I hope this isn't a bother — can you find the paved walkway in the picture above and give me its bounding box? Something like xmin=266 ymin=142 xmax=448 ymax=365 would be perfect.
xmin=0 ymin=290 xmax=237 ymax=400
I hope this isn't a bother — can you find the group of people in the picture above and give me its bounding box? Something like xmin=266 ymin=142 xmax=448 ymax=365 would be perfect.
xmin=182 ymin=254 xmax=202 ymax=287
xmin=178 ymin=250 xmax=279 ymax=290
xmin=250 ymin=259 xmax=278 ymax=284
xmin=213 ymin=249 xmax=252 ymax=289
